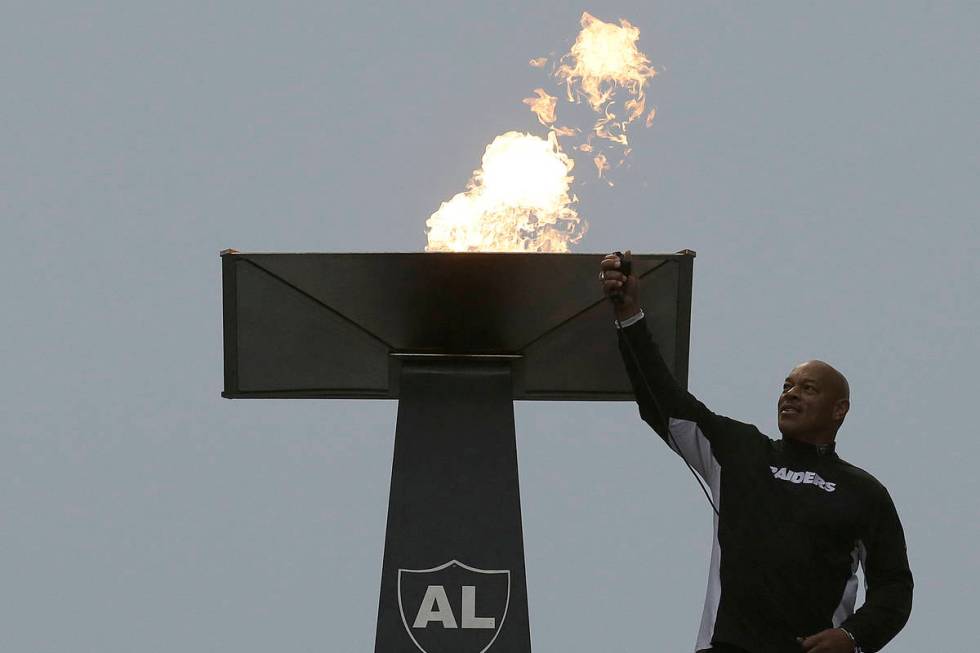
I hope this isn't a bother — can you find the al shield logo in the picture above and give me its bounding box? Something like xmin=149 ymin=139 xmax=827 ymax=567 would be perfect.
xmin=398 ymin=560 xmax=510 ymax=653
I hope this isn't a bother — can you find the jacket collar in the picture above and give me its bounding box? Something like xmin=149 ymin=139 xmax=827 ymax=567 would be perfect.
xmin=780 ymin=437 xmax=837 ymax=457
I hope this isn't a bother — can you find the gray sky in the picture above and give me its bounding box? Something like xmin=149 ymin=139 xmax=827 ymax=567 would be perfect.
xmin=2 ymin=1 xmax=977 ymax=651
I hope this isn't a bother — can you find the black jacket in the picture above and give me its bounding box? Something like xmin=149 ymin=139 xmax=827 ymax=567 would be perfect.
xmin=617 ymin=317 xmax=912 ymax=653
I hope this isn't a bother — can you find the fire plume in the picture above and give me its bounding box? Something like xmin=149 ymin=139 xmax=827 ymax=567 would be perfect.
xmin=425 ymin=11 xmax=656 ymax=253
xmin=425 ymin=132 xmax=585 ymax=252
xmin=557 ymin=11 xmax=656 ymax=146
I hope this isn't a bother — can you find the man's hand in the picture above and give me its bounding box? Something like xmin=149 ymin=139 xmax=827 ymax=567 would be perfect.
xmin=600 ymin=251 xmax=641 ymax=322
xmin=798 ymin=628 xmax=856 ymax=652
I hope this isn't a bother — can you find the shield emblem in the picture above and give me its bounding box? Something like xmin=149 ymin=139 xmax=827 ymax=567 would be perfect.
xmin=398 ymin=560 xmax=511 ymax=653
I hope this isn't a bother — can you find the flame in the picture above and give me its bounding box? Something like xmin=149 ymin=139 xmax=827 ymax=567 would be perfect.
xmin=425 ymin=131 xmax=585 ymax=252
xmin=594 ymin=152 xmax=609 ymax=177
xmin=522 ymin=89 xmax=577 ymax=136
xmin=625 ymin=96 xmax=645 ymax=122
xmin=523 ymin=88 xmax=558 ymax=126
xmin=557 ymin=11 xmax=656 ymax=147
xmin=594 ymin=105 xmax=629 ymax=146
xmin=645 ymin=106 xmax=656 ymax=127
xmin=425 ymin=11 xmax=657 ymax=252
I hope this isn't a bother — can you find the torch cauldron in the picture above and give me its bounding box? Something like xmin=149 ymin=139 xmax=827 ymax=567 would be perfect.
xmin=220 ymin=251 xmax=694 ymax=652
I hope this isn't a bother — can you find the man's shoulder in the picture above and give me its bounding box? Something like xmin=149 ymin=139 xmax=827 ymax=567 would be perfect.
xmin=833 ymin=454 xmax=892 ymax=498
xmin=701 ymin=414 xmax=774 ymax=447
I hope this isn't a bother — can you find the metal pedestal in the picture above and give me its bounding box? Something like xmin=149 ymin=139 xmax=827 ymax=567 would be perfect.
xmin=375 ymin=360 xmax=531 ymax=653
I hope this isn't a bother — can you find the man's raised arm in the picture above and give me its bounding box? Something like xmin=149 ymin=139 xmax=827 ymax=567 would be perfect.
xmin=600 ymin=252 xmax=761 ymax=477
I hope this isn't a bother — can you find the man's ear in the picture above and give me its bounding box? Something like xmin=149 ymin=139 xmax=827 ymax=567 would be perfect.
xmin=833 ymin=398 xmax=850 ymax=423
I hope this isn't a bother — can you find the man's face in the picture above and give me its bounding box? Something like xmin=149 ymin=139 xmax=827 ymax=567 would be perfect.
xmin=777 ymin=361 xmax=849 ymax=439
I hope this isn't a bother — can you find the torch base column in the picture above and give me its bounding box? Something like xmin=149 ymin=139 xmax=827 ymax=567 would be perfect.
xmin=374 ymin=360 xmax=532 ymax=653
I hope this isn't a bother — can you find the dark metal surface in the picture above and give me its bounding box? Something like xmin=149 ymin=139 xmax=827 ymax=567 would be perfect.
xmin=220 ymin=251 xmax=695 ymax=400
xmin=374 ymin=361 xmax=531 ymax=652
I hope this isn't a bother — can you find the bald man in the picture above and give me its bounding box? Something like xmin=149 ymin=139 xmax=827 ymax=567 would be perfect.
xmin=599 ymin=253 xmax=912 ymax=653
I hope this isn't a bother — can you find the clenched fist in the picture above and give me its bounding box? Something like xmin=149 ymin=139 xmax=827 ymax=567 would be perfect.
xmin=600 ymin=251 xmax=641 ymax=322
